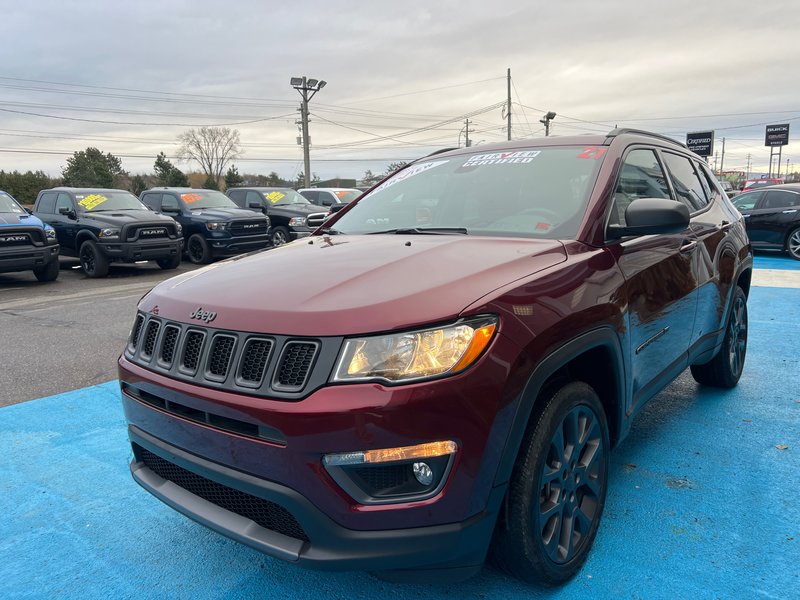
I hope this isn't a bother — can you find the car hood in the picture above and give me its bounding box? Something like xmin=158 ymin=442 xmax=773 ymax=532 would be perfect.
xmin=267 ymin=204 xmax=326 ymax=217
xmin=187 ymin=207 xmax=263 ymax=221
xmin=140 ymin=235 xmax=567 ymax=336
xmin=78 ymin=210 xmax=175 ymax=226
xmin=0 ymin=212 xmax=46 ymax=228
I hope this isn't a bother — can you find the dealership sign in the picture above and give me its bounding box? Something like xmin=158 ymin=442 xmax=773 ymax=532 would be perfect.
xmin=686 ymin=131 xmax=714 ymax=156
xmin=765 ymin=124 xmax=789 ymax=147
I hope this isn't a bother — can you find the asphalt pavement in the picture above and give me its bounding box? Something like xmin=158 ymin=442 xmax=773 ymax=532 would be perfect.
xmin=0 ymin=257 xmax=201 ymax=406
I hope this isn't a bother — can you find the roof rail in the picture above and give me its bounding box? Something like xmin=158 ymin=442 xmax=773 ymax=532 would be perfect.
xmin=606 ymin=128 xmax=686 ymax=148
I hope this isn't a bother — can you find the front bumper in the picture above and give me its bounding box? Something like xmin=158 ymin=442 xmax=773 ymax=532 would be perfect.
xmin=100 ymin=238 xmax=183 ymax=262
xmin=207 ymin=233 xmax=270 ymax=256
xmin=0 ymin=243 xmax=59 ymax=272
xmin=129 ymin=425 xmax=500 ymax=576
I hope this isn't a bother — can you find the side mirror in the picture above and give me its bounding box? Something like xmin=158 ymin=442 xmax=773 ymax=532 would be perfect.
xmin=58 ymin=206 xmax=77 ymax=219
xmin=248 ymin=202 xmax=261 ymax=209
xmin=607 ymin=198 xmax=690 ymax=239
xmin=161 ymin=205 xmax=180 ymax=214
xmin=328 ymin=203 xmax=346 ymax=214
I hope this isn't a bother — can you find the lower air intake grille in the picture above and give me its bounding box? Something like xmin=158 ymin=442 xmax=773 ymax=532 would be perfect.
xmin=135 ymin=445 xmax=309 ymax=542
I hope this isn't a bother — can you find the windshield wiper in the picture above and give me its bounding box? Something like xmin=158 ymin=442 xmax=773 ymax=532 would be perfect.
xmin=320 ymin=227 xmax=344 ymax=235
xmin=366 ymin=227 xmax=468 ymax=235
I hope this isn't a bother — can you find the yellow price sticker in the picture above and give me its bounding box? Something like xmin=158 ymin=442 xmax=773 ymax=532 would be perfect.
xmin=264 ymin=191 xmax=285 ymax=203
xmin=78 ymin=194 xmax=108 ymax=210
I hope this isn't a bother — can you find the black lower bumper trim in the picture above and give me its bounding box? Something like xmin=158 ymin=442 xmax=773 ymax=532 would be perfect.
xmin=0 ymin=244 xmax=59 ymax=272
xmin=100 ymin=240 xmax=182 ymax=262
xmin=128 ymin=425 xmax=500 ymax=575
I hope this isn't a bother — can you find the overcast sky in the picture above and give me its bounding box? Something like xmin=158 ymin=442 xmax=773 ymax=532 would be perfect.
xmin=2 ymin=0 xmax=799 ymax=182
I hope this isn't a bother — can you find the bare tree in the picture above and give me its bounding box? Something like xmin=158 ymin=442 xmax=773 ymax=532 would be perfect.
xmin=176 ymin=127 xmax=242 ymax=185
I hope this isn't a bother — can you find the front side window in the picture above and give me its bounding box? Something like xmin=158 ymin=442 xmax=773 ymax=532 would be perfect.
xmin=161 ymin=195 xmax=179 ymax=211
xmin=609 ymin=148 xmax=670 ymax=227
xmin=661 ymin=152 xmax=709 ymax=212
xmin=762 ymin=190 xmax=800 ymax=209
xmin=177 ymin=190 xmax=238 ymax=210
xmin=245 ymin=191 xmax=264 ymax=207
xmin=331 ymin=146 xmax=606 ymax=239
xmin=55 ymin=193 xmax=74 ymax=214
xmin=74 ymin=191 xmax=147 ymax=212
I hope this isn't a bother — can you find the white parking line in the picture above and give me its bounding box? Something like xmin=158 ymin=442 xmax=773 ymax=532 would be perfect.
xmin=0 ymin=281 xmax=153 ymax=311
xmin=752 ymin=269 xmax=800 ymax=289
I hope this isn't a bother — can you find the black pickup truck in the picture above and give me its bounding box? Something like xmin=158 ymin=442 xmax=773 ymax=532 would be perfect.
xmin=226 ymin=187 xmax=327 ymax=245
xmin=33 ymin=187 xmax=183 ymax=278
xmin=140 ymin=188 xmax=271 ymax=264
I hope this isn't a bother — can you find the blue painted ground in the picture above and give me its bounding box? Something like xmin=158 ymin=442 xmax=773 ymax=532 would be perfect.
xmin=2 ymin=284 xmax=798 ymax=598
xmin=754 ymin=252 xmax=800 ymax=270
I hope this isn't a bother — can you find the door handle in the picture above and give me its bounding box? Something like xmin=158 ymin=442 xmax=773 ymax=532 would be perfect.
xmin=720 ymin=220 xmax=733 ymax=232
xmin=782 ymin=209 xmax=798 ymax=214
xmin=680 ymin=240 xmax=697 ymax=254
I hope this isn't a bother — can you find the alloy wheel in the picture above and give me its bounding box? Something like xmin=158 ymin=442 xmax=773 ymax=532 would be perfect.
xmin=789 ymin=229 xmax=800 ymax=259
xmin=728 ymin=295 xmax=748 ymax=377
xmin=537 ymin=405 xmax=605 ymax=564
xmin=188 ymin=238 xmax=203 ymax=262
xmin=80 ymin=245 xmax=95 ymax=274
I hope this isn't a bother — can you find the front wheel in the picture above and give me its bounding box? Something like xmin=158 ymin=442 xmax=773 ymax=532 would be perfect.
xmin=186 ymin=234 xmax=211 ymax=264
xmin=34 ymin=258 xmax=60 ymax=282
xmin=270 ymin=226 xmax=291 ymax=246
xmin=492 ymin=381 xmax=609 ymax=585
xmin=157 ymin=253 xmax=181 ymax=270
xmin=79 ymin=240 xmax=109 ymax=278
xmin=787 ymin=226 xmax=800 ymax=260
xmin=690 ymin=285 xmax=748 ymax=387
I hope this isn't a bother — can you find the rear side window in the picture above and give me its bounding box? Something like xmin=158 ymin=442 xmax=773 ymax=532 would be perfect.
xmin=610 ymin=149 xmax=671 ymax=227
xmin=37 ymin=192 xmax=57 ymax=214
xmin=661 ymin=152 xmax=709 ymax=212
xmin=762 ymin=190 xmax=800 ymax=209
xmin=227 ymin=189 xmax=245 ymax=204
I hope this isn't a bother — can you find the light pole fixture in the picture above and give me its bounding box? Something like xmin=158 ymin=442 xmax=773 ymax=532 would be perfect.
xmin=291 ymin=76 xmax=327 ymax=188
xmin=540 ymin=111 xmax=557 ymax=136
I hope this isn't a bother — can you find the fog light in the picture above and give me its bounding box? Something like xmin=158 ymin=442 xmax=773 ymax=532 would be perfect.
xmin=412 ymin=462 xmax=433 ymax=485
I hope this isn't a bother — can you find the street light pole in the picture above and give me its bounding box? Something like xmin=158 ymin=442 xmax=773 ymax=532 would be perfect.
xmin=540 ymin=111 xmax=556 ymax=136
xmin=290 ymin=76 xmax=327 ymax=188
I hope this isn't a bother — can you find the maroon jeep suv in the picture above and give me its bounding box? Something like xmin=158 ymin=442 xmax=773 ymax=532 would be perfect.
xmin=119 ymin=129 xmax=752 ymax=585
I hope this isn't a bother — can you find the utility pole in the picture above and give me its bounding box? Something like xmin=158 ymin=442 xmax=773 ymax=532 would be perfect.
xmin=506 ymin=68 xmax=512 ymax=141
xmin=465 ymin=118 xmax=471 ymax=147
xmin=719 ymin=137 xmax=725 ymax=175
xmin=290 ymin=76 xmax=326 ymax=188
xmin=746 ymin=153 xmax=752 ymax=179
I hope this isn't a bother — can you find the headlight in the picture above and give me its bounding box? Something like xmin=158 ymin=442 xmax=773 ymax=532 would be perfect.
xmin=44 ymin=226 xmax=56 ymax=240
xmin=332 ymin=316 xmax=497 ymax=383
xmin=174 ymin=222 xmax=183 ymax=235
xmin=288 ymin=217 xmax=306 ymax=227
xmin=99 ymin=228 xmax=120 ymax=238
xmin=206 ymin=222 xmax=228 ymax=231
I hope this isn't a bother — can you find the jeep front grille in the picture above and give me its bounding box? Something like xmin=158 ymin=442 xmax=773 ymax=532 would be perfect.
xmin=124 ymin=313 xmax=335 ymax=400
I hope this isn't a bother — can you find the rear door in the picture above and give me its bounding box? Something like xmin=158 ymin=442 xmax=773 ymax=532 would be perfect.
xmin=747 ymin=189 xmax=800 ymax=247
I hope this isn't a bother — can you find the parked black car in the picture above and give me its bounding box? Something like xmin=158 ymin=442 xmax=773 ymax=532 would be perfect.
xmin=298 ymin=187 xmax=361 ymax=208
xmin=226 ymin=187 xmax=327 ymax=246
xmin=731 ymin=183 xmax=800 ymax=260
xmin=0 ymin=189 xmax=60 ymax=281
xmin=33 ymin=187 xmax=183 ymax=278
xmin=140 ymin=188 xmax=270 ymax=264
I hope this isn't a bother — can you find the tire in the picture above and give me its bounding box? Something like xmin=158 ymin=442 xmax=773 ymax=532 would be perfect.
xmin=156 ymin=253 xmax=182 ymax=270
xmin=79 ymin=240 xmax=109 ymax=278
xmin=787 ymin=226 xmax=800 ymax=261
xmin=270 ymin=226 xmax=291 ymax=246
xmin=492 ymin=381 xmax=609 ymax=585
xmin=33 ymin=258 xmax=60 ymax=282
xmin=186 ymin=234 xmax=212 ymax=264
xmin=690 ymin=286 xmax=748 ymax=388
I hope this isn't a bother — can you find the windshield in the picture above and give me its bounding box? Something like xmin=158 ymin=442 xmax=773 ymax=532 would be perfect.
xmin=263 ymin=189 xmax=311 ymax=206
xmin=179 ymin=190 xmax=238 ymax=210
xmin=75 ymin=191 xmax=147 ymax=212
xmin=331 ymin=146 xmax=605 ymax=239
xmin=0 ymin=191 xmax=26 ymax=214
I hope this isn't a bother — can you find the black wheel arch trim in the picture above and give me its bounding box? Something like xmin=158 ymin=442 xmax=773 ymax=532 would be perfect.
xmin=492 ymin=326 xmax=626 ymax=489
